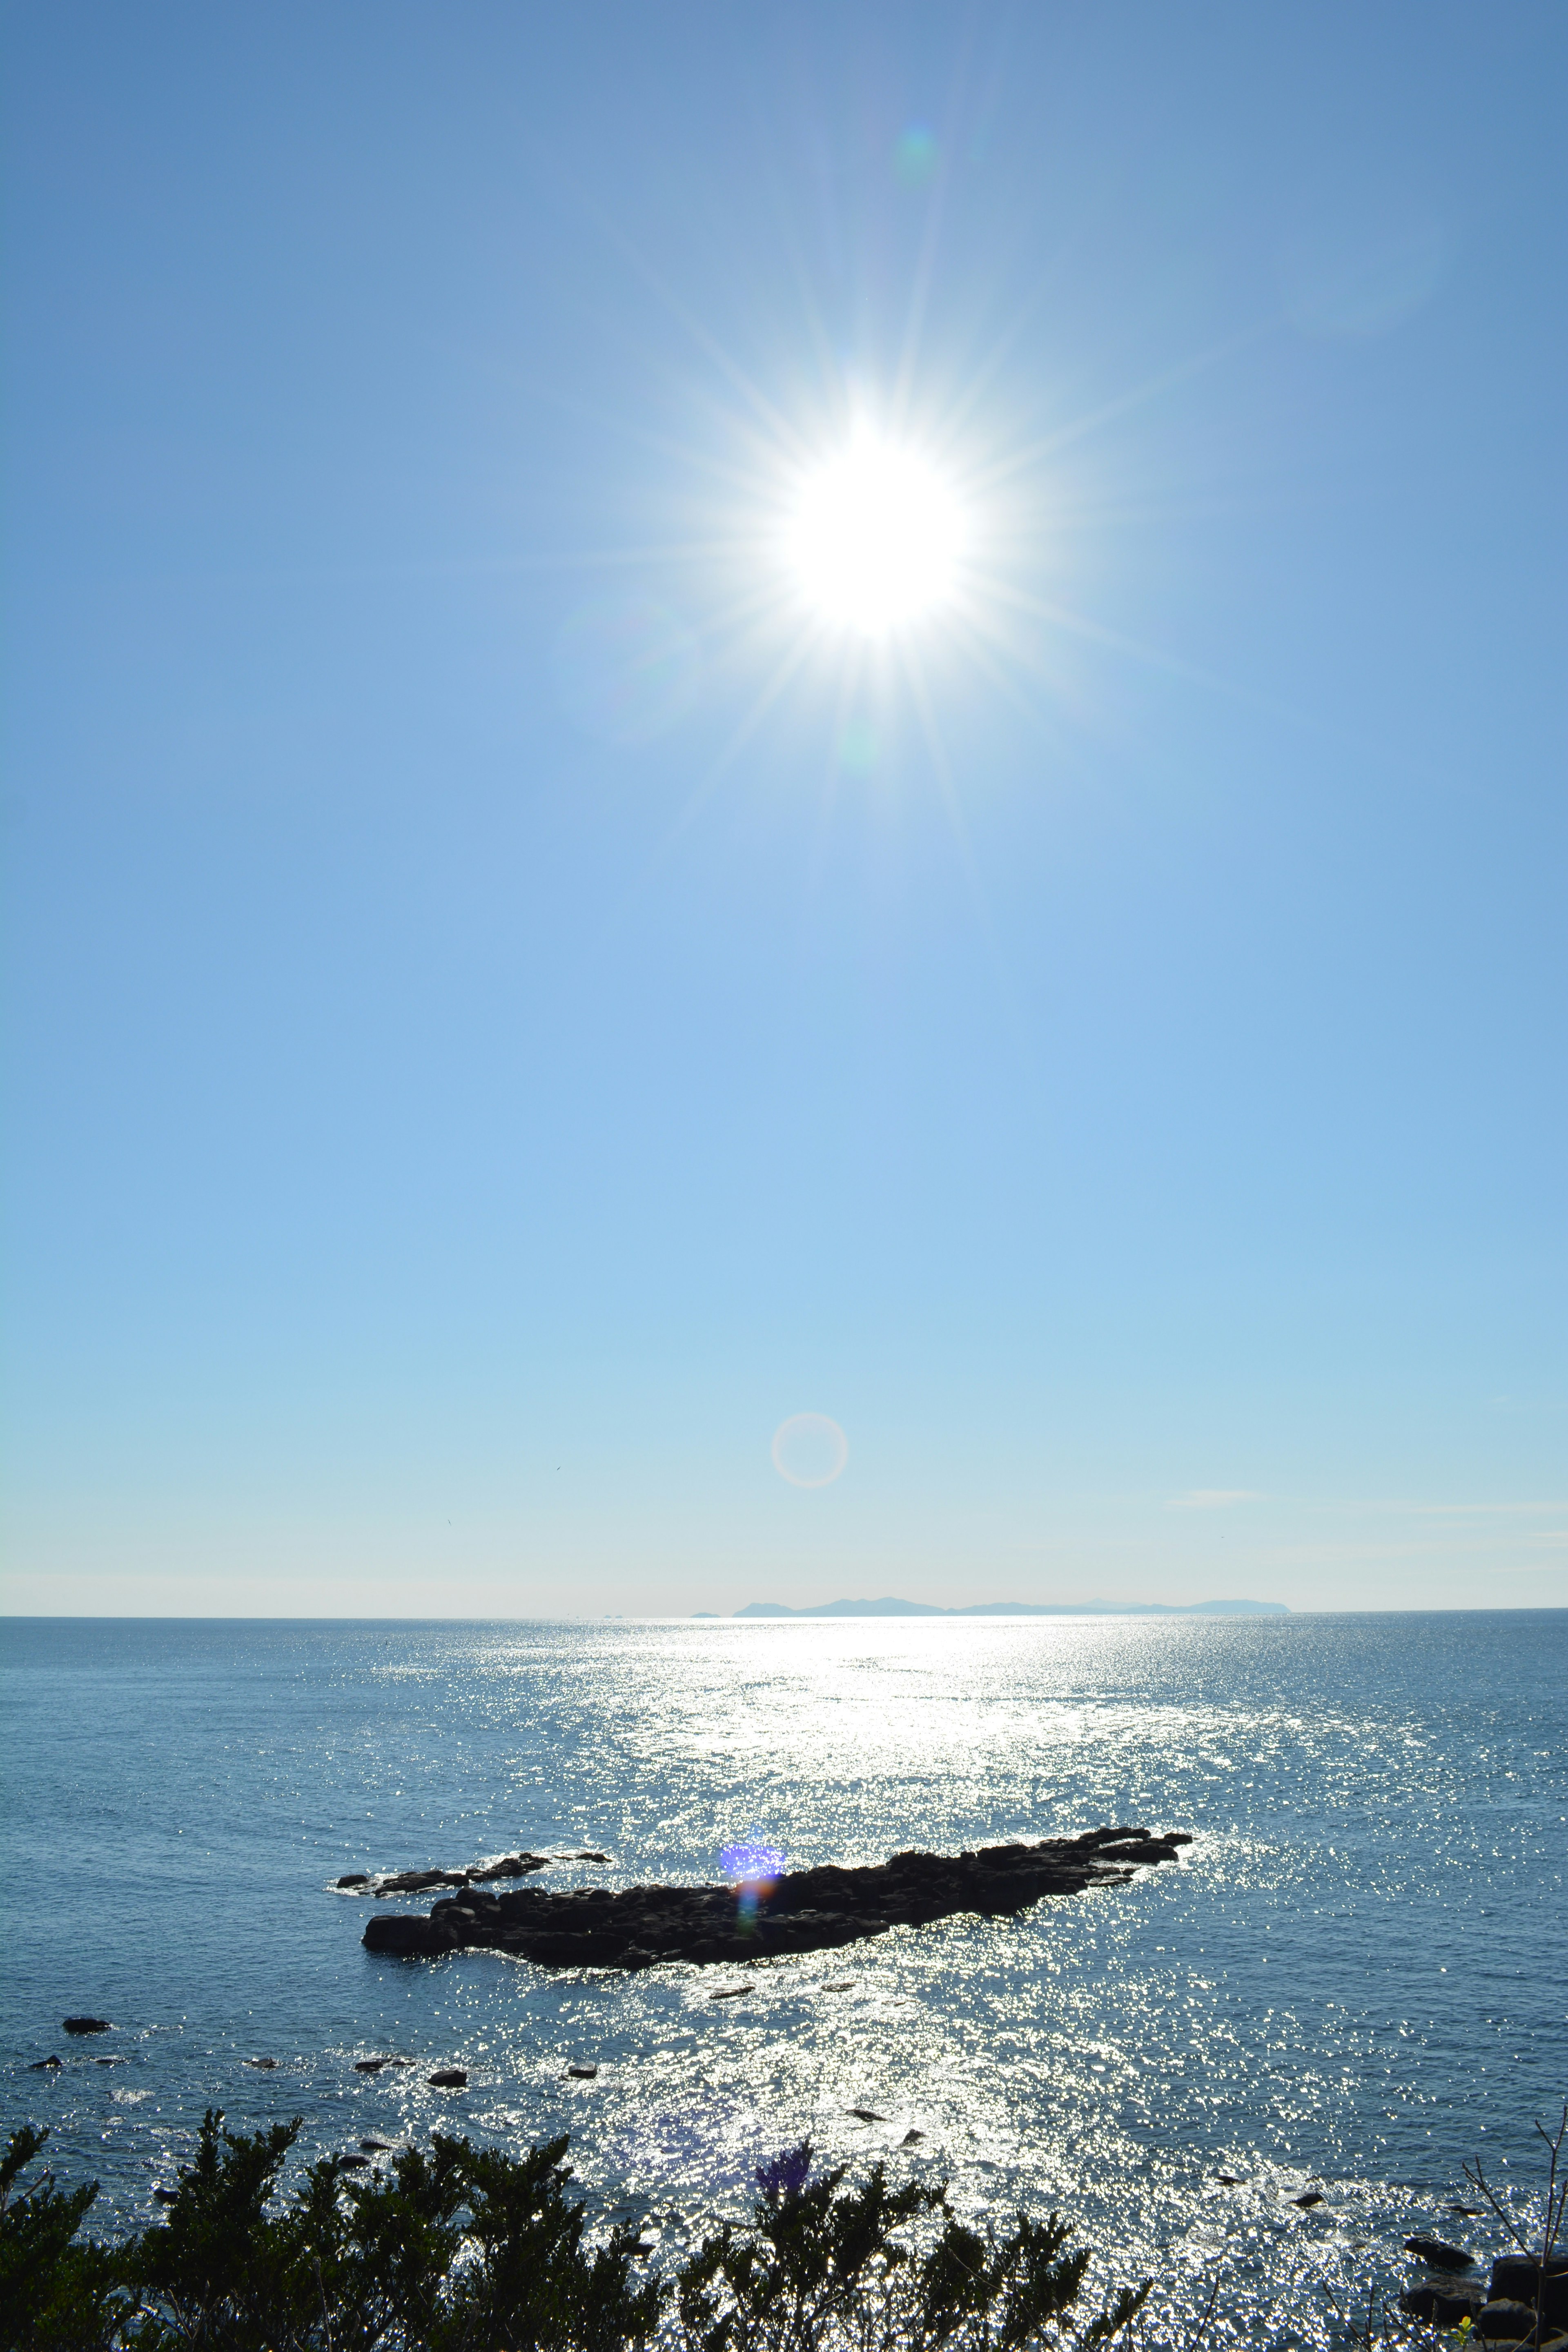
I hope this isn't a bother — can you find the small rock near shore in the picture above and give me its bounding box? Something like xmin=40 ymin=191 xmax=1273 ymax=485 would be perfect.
xmin=1404 ymin=2237 xmax=1475 ymax=2273
xmin=62 ymin=2016 xmax=113 ymax=2035
xmin=1492 ymin=2255 xmax=1568 ymax=2328
xmin=1477 ymin=2301 xmax=1541 ymax=2341
xmin=428 ymin=2068 xmax=468 ymax=2088
xmin=1400 ymin=2284 xmax=1484 ymax=2326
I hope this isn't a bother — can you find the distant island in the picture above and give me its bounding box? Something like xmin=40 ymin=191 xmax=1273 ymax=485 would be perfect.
xmin=733 ymin=1595 xmax=1288 ymax=1618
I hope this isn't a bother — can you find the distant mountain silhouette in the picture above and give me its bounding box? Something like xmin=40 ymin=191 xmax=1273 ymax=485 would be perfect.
xmin=735 ymin=1596 xmax=1288 ymax=1618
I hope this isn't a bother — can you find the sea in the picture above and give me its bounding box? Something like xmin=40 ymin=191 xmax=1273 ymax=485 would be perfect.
xmin=2 ymin=1612 xmax=1564 ymax=2348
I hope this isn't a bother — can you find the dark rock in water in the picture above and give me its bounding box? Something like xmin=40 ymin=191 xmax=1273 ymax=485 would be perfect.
xmin=341 ymin=1851 xmax=589 ymax=1898
xmin=565 ymin=2065 xmax=599 ymax=2079
xmin=354 ymin=2057 xmax=390 ymax=2072
xmin=153 ymin=2188 xmax=179 ymax=2207
xmin=1405 ymin=2237 xmax=1476 ymax=2273
xmin=1292 ymin=2192 xmax=1326 ymax=2208
xmin=902 ymin=2130 xmax=925 ymax=2146
xmin=29 ymin=2056 xmax=63 ymax=2070
xmin=361 ymin=1827 xmax=1192 ymax=1971
xmin=338 ymin=2154 xmax=372 ymax=2169
xmin=1215 ymin=2175 xmax=1243 ymax=2186
xmin=847 ymin=2108 xmax=888 ymax=2123
xmin=361 ymin=2139 xmax=394 ymax=2153
xmin=245 ymin=2057 xmax=277 ymax=2069
xmin=1492 ymin=2255 xmax=1568 ymax=2327
xmin=428 ymin=2068 xmax=468 ymax=2088
xmin=62 ymin=2016 xmax=112 ymax=2035
xmin=1400 ymin=2283 xmax=1485 ymax=2326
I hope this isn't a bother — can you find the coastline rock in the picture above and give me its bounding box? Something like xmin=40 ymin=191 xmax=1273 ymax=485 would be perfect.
xmin=428 ymin=2068 xmax=468 ymax=2088
xmin=1492 ymin=2256 xmax=1568 ymax=2328
xmin=29 ymin=2056 xmax=63 ymax=2071
xmin=1477 ymin=2303 xmax=1541 ymax=2341
xmin=1400 ymin=2284 xmax=1485 ymax=2326
xmin=62 ymin=2016 xmax=113 ymax=2035
xmin=362 ymin=1826 xmax=1193 ymax=1971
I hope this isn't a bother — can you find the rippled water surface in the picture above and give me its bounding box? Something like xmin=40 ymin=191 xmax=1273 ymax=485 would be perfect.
xmin=3 ymin=1614 xmax=1564 ymax=2345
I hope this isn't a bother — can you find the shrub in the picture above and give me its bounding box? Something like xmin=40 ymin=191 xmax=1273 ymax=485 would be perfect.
xmin=0 ymin=2118 xmax=1145 ymax=2352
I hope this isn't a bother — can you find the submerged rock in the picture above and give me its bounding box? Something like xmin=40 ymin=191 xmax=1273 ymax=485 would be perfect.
xmin=62 ymin=2016 xmax=113 ymax=2035
xmin=361 ymin=1826 xmax=1193 ymax=1971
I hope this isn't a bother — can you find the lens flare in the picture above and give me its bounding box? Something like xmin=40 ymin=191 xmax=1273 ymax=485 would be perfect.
xmin=785 ymin=437 xmax=964 ymax=636
xmin=771 ymin=1413 xmax=849 ymax=1488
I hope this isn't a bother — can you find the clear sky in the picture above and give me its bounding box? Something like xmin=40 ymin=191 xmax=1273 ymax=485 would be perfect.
xmin=3 ymin=3 xmax=1564 ymax=1617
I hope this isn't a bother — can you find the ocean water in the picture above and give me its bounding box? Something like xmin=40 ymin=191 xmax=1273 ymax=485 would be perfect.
xmin=2 ymin=1613 xmax=1564 ymax=2348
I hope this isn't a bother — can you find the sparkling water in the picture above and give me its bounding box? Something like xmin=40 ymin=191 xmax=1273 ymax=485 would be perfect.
xmin=3 ymin=1613 xmax=1564 ymax=2347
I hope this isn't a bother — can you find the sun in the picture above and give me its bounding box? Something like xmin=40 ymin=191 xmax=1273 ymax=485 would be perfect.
xmin=785 ymin=434 xmax=966 ymax=637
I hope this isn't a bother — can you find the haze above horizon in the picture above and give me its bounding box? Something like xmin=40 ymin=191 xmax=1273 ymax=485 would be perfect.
xmin=2 ymin=4 xmax=1563 ymax=1619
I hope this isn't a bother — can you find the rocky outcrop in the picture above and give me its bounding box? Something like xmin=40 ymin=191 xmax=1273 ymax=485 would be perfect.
xmin=62 ymin=2016 xmax=112 ymax=2034
xmin=336 ymin=1850 xmax=609 ymax=1896
xmin=361 ymin=1826 xmax=1192 ymax=1969
xmin=1401 ymin=2250 xmax=1568 ymax=2337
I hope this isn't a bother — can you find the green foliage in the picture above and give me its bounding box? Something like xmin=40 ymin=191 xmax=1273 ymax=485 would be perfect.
xmin=0 ymin=2115 xmax=1143 ymax=2352
xmin=673 ymin=2143 xmax=1149 ymax=2352
xmin=0 ymin=2126 xmax=127 ymax=2352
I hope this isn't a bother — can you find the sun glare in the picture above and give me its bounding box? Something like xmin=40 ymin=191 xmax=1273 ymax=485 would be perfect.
xmin=786 ymin=437 xmax=965 ymax=637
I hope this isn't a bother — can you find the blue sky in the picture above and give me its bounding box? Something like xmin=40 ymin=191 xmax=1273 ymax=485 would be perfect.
xmin=3 ymin=2 xmax=1563 ymax=1616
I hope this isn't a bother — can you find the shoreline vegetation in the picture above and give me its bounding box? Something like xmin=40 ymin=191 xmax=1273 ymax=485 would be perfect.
xmin=4 ymin=2107 xmax=1565 ymax=2352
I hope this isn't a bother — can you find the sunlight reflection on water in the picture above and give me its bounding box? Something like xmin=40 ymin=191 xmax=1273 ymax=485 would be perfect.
xmin=3 ymin=1614 xmax=1564 ymax=2350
